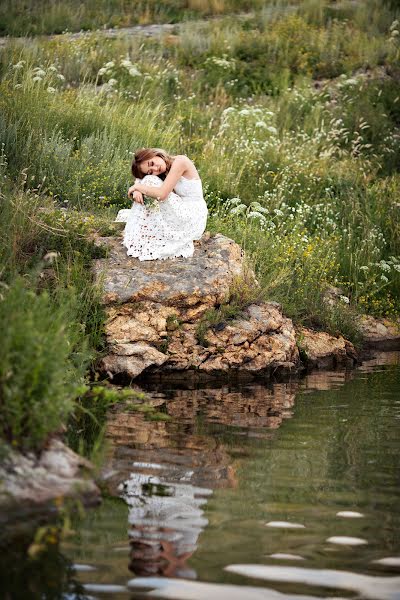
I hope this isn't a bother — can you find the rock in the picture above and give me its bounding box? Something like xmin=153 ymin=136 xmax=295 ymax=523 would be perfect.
xmin=93 ymin=234 xmax=300 ymax=380
xmin=358 ymin=315 xmax=400 ymax=350
xmin=100 ymin=342 xmax=168 ymax=379
xmin=297 ymin=327 xmax=357 ymax=369
xmin=92 ymin=233 xmax=243 ymax=313
xmin=0 ymin=440 xmax=100 ymax=538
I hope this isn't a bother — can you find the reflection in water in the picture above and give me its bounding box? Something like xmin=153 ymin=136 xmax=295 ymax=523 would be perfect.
xmin=62 ymin=352 xmax=400 ymax=599
xmin=102 ymin=383 xmax=297 ymax=578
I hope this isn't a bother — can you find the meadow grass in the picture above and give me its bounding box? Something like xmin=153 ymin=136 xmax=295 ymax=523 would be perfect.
xmin=0 ymin=0 xmax=399 ymax=451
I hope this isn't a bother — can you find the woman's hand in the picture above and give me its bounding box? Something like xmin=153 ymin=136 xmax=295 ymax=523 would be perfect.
xmin=131 ymin=190 xmax=144 ymax=205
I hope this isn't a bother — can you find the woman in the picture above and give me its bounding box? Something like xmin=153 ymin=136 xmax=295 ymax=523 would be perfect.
xmin=116 ymin=148 xmax=208 ymax=261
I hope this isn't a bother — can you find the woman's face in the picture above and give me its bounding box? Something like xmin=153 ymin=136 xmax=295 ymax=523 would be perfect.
xmin=139 ymin=155 xmax=167 ymax=176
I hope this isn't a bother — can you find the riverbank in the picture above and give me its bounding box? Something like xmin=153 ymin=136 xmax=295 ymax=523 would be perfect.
xmin=0 ymin=0 xmax=399 ymax=551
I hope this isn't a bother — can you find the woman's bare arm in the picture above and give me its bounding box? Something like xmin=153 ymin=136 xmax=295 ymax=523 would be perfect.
xmin=133 ymin=156 xmax=188 ymax=201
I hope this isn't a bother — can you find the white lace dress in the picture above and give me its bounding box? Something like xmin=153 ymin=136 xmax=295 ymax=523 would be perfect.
xmin=115 ymin=174 xmax=208 ymax=261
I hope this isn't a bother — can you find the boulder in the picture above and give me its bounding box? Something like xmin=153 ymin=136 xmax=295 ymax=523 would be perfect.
xmin=297 ymin=327 xmax=357 ymax=369
xmin=93 ymin=234 xmax=300 ymax=380
xmin=0 ymin=439 xmax=100 ymax=537
xmin=358 ymin=315 xmax=400 ymax=350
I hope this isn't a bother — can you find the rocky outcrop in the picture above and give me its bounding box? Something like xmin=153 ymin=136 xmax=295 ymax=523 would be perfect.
xmin=0 ymin=440 xmax=100 ymax=538
xmin=93 ymin=234 xmax=300 ymax=380
xmin=297 ymin=327 xmax=357 ymax=369
xmin=93 ymin=233 xmax=361 ymax=380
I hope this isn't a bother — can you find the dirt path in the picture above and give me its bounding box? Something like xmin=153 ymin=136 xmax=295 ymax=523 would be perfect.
xmin=0 ymin=13 xmax=264 ymax=48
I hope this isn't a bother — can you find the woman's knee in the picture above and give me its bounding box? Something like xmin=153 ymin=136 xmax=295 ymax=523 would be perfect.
xmin=141 ymin=174 xmax=163 ymax=187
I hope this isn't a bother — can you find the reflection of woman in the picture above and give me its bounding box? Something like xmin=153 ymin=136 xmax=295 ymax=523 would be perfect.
xmin=116 ymin=148 xmax=208 ymax=261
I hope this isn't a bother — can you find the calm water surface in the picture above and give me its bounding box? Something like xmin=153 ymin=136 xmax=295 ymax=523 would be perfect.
xmin=59 ymin=353 xmax=400 ymax=598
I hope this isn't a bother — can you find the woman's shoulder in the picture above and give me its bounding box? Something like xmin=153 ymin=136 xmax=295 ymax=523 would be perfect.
xmin=174 ymin=154 xmax=191 ymax=165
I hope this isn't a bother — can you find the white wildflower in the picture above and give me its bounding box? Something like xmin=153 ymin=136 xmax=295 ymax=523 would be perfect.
xmin=13 ymin=61 xmax=25 ymax=70
xmin=248 ymin=211 xmax=267 ymax=223
xmin=255 ymin=121 xmax=267 ymax=128
xmin=339 ymin=295 xmax=350 ymax=304
xmin=105 ymin=61 xmax=115 ymax=68
xmin=98 ymin=67 xmax=107 ymax=76
xmin=267 ymin=126 xmax=278 ymax=135
xmin=380 ymin=274 xmax=389 ymax=283
xmin=227 ymin=197 xmax=242 ymax=206
xmin=48 ymin=65 xmax=58 ymax=72
xmin=108 ymin=78 xmax=117 ymax=86
xmin=230 ymin=204 xmax=247 ymax=215
xmin=33 ymin=68 xmax=46 ymax=77
xmin=47 ymin=86 xmax=56 ymax=93
xmin=129 ymin=66 xmax=141 ymax=77
xmin=57 ymin=73 xmax=65 ymax=81
xmin=32 ymin=76 xmax=43 ymax=82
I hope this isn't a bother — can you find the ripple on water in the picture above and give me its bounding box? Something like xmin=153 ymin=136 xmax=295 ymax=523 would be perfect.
xmin=269 ymin=553 xmax=305 ymax=561
xmin=127 ymin=576 xmax=327 ymax=599
xmin=326 ymin=536 xmax=368 ymax=545
xmin=266 ymin=521 xmax=306 ymax=529
xmin=336 ymin=511 xmax=364 ymax=518
xmin=372 ymin=557 xmax=400 ymax=567
xmin=224 ymin=564 xmax=400 ymax=600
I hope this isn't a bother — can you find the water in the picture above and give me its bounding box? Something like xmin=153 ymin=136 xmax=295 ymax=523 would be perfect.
xmin=9 ymin=352 xmax=400 ymax=599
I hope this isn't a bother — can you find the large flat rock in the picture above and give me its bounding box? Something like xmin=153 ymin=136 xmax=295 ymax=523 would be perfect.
xmin=92 ymin=233 xmax=243 ymax=312
xmin=93 ymin=233 xmax=357 ymax=380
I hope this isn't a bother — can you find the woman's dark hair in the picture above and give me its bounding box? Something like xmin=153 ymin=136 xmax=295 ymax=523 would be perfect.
xmin=132 ymin=148 xmax=174 ymax=180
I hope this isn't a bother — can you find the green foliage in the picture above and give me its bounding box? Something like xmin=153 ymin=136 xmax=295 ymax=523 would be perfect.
xmin=0 ymin=276 xmax=90 ymax=451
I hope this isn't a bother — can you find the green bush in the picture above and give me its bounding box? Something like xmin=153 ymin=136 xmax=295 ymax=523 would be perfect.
xmin=0 ymin=276 xmax=90 ymax=451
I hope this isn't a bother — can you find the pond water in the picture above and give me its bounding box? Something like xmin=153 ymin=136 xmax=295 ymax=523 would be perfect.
xmin=8 ymin=352 xmax=400 ymax=599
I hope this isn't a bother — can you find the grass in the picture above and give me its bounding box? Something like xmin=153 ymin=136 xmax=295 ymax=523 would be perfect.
xmin=0 ymin=0 xmax=399 ymax=452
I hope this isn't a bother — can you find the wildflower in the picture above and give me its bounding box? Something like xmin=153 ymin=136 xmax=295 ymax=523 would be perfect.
xmin=105 ymin=61 xmax=115 ymax=68
xmin=339 ymin=295 xmax=350 ymax=304
xmin=33 ymin=68 xmax=46 ymax=77
xmin=380 ymin=275 xmax=389 ymax=283
xmin=43 ymin=251 xmax=60 ymax=263
xmin=248 ymin=211 xmax=267 ymax=223
xmin=227 ymin=197 xmax=242 ymax=206
xmin=57 ymin=73 xmax=65 ymax=81
xmin=48 ymin=65 xmax=58 ymax=72
xmin=108 ymin=78 xmax=117 ymax=86
xmin=13 ymin=61 xmax=25 ymax=70
xmin=47 ymin=86 xmax=56 ymax=93
xmin=267 ymin=126 xmax=278 ymax=135
xmin=230 ymin=204 xmax=247 ymax=215
xmin=32 ymin=76 xmax=43 ymax=82
xmin=129 ymin=66 xmax=141 ymax=77
xmin=255 ymin=121 xmax=267 ymax=128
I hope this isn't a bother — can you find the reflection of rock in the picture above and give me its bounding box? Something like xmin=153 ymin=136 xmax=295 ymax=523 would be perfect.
xmin=101 ymin=381 xmax=297 ymax=578
xmin=164 ymin=383 xmax=297 ymax=430
xmin=297 ymin=328 xmax=357 ymax=369
xmin=93 ymin=234 xmax=300 ymax=380
xmin=102 ymin=410 xmax=237 ymax=578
